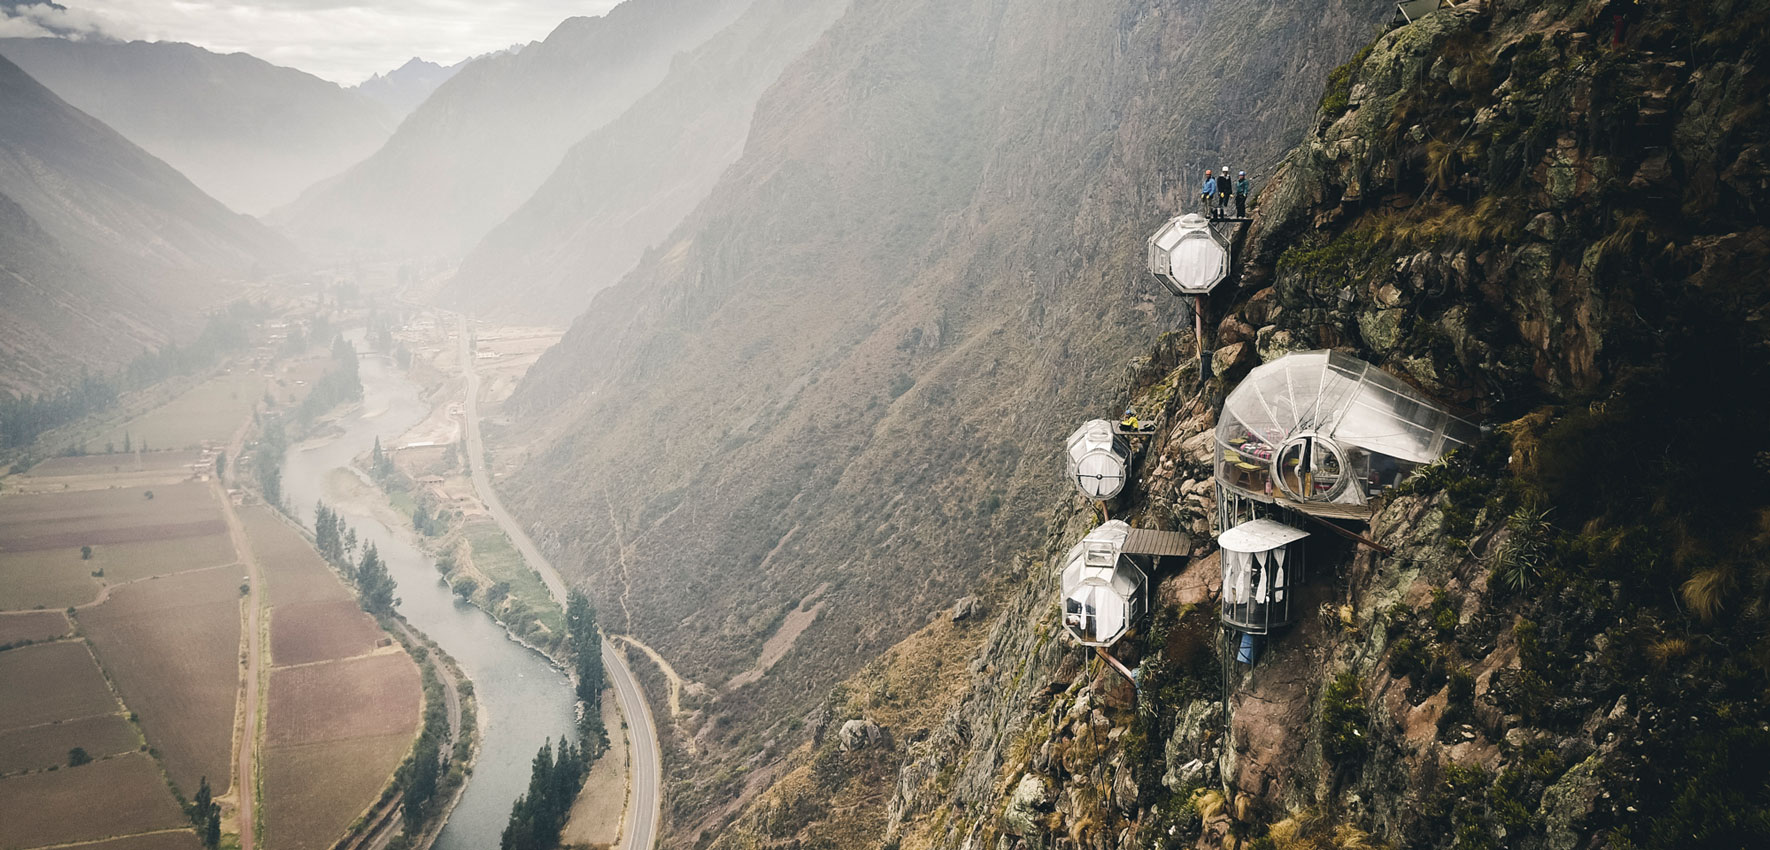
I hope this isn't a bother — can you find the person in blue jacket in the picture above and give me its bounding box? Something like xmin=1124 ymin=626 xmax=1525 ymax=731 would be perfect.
xmin=1201 ymin=169 xmax=1216 ymax=216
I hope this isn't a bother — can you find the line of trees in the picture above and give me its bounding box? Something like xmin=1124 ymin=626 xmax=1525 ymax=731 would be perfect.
xmin=401 ymin=648 xmax=451 ymax=834
xmin=566 ymin=590 xmax=608 ymax=754
xmin=188 ymin=776 xmax=220 ymax=849
xmin=499 ymin=738 xmax=590 ymax=850
xmin=0 ymin=307 xmax=257 ymax=451
xmin=293 ymin=336 xmax=362 ymax=427
xmin=314 ymin=499 xmax=392 ymax=613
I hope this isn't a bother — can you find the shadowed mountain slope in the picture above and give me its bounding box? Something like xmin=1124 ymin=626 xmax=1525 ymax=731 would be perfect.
xmin=494 ymin=0 xmax=1392 ymax=837
xmin=273 ymin=0 xmax=753 ymax=260
xmin=0 ymin=37 xmax=398 ymax=215
xmin=442 ymin=0 xmax=848 ymax=323
xmin=0 ymin=54 xmax=292 ymax=392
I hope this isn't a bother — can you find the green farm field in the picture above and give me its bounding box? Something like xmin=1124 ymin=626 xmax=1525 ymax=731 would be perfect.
xmin=0 ymin=752 xmax=187 ymax=848
xmin=466 ymin=521 xmax=564 ymax=635
xmin=79 ymin=566 xmax=242 ymax=796
xmin=96 ymin=370 xmax=265 ymax=451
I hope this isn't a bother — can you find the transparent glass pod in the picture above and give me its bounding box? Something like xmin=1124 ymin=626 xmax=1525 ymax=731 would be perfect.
xmin=1065 ymin=419 xmax=1130 ymax=501
xmin=1059 ymin=520 xmax=1147 ymax=647
xmin=1215 ymin=351 xmax=1480 ymax=515
xmin=1147 ymin=213 xmax=1230 ymax=296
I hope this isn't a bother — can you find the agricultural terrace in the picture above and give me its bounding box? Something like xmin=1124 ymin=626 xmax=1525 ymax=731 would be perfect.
xmin=245 ymin=505 xmax=424 ymax=850
xmin=79 ymin=565 xmax=243 ymax=795
xmin=0 ymin=752 xmax=188 ymax=848
xmin=96 ymin=370 xmax=265 ymax=451
xmin=0 ymin=482 xmax=233 ymax=610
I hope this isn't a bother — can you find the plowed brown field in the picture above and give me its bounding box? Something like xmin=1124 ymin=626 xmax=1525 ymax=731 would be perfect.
xmin=240 ymin=507 xmax=352 ymax=605
xmin=270 ymin=599 xmax=385 ymax=666
xmin=0 ymin=752 xmax=185 ymax=848
xmin=0 ymin=611 xmax=68 ymax=647
xmin=0 ymin=713 xmax=138 ymax=776
xmin=267 ymin=652 xmax=420 ymax=747
xmin=0 ymin=641 xmax=116 ymax=730
xmin=80 ymin=566 xmax=240 ymax=795
xmin=263 ymin=733 xmax=412 ymax=850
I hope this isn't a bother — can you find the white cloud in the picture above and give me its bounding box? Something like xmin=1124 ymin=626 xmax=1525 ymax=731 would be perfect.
xmin=12 ymin=1 xmax=623 ymax=84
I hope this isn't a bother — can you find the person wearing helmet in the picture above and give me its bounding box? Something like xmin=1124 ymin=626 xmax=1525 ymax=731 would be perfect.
xmin=1201 ymin=169 xmax=1215 ymax=215
xmin=1235 ymin=170 xmax=1250 ymax=217
xmin=1215 ymin=168 xmax=1233 ymax=216
xmin=1121 ymin=408 xmax=1142 ymax=431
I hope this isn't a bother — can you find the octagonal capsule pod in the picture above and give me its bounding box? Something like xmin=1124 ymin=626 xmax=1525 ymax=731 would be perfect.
xmin=1147 ymin=213 xmax=1230 ymax=296
xmin=1065 ymin=419 xmax=1130 ymax=501
xmin=1059 ymin=520 xmax=1146 ymax=647
xmin=1218 ymin=519 xmax=1309 ymax=634
xmin=1215 ymin=350 xmax=1481 ymax=518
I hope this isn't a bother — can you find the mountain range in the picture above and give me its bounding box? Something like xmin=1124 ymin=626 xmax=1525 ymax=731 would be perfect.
xmin=442 ymin=0 xmax=847 ymax=321
xmin=0 ymin=52 xmax=292 ymax=393
xmin=0 ymin=37 xmax=398 ymax=215
xmin=274 ymin=0 xmax=754 ymax=260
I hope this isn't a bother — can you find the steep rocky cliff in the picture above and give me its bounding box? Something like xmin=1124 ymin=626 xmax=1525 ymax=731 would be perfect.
xmin=495 ymin=0 xmax=1394 ymax=841
xmin=695 ymin=1 xmax=1770 ymax=848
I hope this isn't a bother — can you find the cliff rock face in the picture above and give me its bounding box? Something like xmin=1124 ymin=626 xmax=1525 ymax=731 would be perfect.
xmin=696 ymin=1 xmax=1770 ymax=848
xmin=496 ymin=0 xmax=1393 ymax=841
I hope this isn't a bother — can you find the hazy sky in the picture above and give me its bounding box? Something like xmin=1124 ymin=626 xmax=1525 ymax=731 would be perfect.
xmin=0 ymin=1 xmax=622 ymax=84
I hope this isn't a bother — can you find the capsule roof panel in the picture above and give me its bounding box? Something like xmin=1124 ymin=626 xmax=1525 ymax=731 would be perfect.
xmin=1148 ymin=213 xmax=1229 ymax=296
xmin=1218 ymin=518 xmax=1310 ymax=552
xmin=1218 ymin=350 xmax=1480 ymax=464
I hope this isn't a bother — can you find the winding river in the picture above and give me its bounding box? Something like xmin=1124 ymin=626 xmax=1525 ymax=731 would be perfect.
xmin=279 ymin=339 xmax=578 ymax=850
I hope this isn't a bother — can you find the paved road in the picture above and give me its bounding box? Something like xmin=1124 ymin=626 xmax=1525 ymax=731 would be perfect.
xmin=455 ymin=317 xmax=663 ymax=850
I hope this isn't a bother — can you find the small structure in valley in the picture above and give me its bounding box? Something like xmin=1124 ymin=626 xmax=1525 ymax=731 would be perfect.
xmin=1059 ymin=520 xmax=1191 ymax=647
xmin=1147 ymin=213 xmax=1231 ymax=297
xmin=1215 ymin=350 xmax=1480 ymax=520
xmin=1217 ymin=518 xmax=1309 ymax=635
xmin=1065 ymin=419 xmax=1130 ymax=501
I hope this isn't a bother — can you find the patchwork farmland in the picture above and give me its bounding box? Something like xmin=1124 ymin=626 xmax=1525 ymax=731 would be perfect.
xmin=248 ymin=507 xmax=422 ymax=850
xmin=0 ymin=347 xmax=424 ymax=850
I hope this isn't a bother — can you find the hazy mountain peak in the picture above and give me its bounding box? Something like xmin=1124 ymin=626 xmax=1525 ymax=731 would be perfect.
xmin=354 ymin=54 xmax=474 ymax=117
xmin=277 ymin=0 xmax=756 ymax=261
xmin=0 ymin=36 xmax=398 ymax=215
